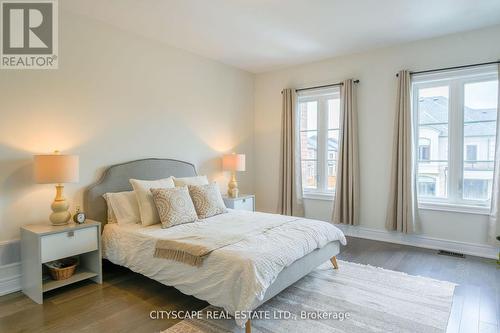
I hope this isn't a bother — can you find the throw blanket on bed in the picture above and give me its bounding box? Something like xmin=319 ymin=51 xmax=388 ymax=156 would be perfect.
xmin=154 ymin=213 xmax=299 ymax=266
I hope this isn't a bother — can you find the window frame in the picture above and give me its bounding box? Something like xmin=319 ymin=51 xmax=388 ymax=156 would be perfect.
xmin=412 ymin=66 xmax=498 ymax=214
xmin=297 ymin=87 xmax=341 ymax=200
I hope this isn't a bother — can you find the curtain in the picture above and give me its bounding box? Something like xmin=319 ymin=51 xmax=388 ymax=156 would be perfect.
xmin=333 ymin=79 xmax=360 ymax=225
xmin=278 ymin=88 xmax=305 ymax=216
xmin=488 ymin=64 xmax=500 ymax=245
xmin=385 ymin=70 xmax=417 ymax=233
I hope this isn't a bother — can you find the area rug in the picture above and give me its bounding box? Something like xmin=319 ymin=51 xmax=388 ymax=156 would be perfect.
xmin=162 ymin=260 xmax=456 ymax=333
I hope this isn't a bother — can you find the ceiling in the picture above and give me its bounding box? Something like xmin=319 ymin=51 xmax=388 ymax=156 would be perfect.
xmin=65 ymin=0 xmax=500 ymax=73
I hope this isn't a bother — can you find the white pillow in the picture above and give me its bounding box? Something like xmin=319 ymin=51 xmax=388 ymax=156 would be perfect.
xmin=105 ymin=191 xmax=140 ymax=225
xmin=103 ymin=193 xmax=118 ymax=224
xmin=173 ymin=175 xmax=209 ymax=187
xmin=130 ymin=177 xmax=175 ymax=226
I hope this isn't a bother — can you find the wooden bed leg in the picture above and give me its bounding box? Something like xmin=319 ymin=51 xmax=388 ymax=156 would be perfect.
xmin=245 ymin=319 xmax=251 ymax=333
xmin=330 ymin=256 xmax=339 ymax=269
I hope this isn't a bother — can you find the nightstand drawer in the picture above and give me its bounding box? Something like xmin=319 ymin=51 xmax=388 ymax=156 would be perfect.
xmin=233 ymin=197 xmax=254 ymax=211
xmin=41 ymin=227 xmax=98 ymax=263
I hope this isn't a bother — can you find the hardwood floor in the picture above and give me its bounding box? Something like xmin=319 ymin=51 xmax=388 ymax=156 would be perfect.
xmin=340 ymin=237 xmax=500 ymax=333
xmin=0 ymin=236 xmax=498 ymax=333
xmin=0 ymin=261 xmax=207 ymax=333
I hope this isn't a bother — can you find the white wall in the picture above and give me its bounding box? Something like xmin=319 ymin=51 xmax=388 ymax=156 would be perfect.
xmin=254 ymin=25 xmax=500 ymax=246
xmin=0 ymin=9 xmax=255 ymax=252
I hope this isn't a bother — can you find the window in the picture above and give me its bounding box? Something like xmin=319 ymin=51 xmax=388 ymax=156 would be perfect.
xmin=413 ymin=66 xmax=498 ymax=209
xmin=418 ymin=176 xmax=436 ymax=197
xmin=465 ymin=145 xmax=477 ymax=161
xmin=298 ymin=87 xmax=341 ymax=197
xmin=418 ymin=139 xmax=431 ymax=161
xmin=463 ymin=179 xmax=489 ymax=200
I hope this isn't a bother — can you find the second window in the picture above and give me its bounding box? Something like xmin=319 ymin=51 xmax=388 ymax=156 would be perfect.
xmin=413 ymin=66 xmax=498 ymax=208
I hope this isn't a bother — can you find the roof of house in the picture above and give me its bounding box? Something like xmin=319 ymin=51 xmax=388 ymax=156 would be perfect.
xmin=304 ymin=96 xmax=497 ymax=153
xmin=306 ymin=134 xmax=338 ymax=154
xmin=419 ymin=96 xmax=497 ymax=137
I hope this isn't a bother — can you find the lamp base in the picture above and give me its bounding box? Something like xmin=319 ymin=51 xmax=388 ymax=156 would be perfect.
xmin=227 ymin=173 xmax=239 ymax=198
xmin=49 ymin=185 xmax=71 ymax=226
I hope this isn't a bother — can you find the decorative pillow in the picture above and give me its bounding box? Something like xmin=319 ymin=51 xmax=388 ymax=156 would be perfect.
xmin=151 ymin=187 xmax=198 ymax=228
xmin=104 ymin=191 xmax=140 ymax=225
xmin=102 ymin=193 xmax=118 ymax=224
xmin=130 ymin=177 xmax=175 ymax=226
xmin=173 ymin=175 xmax=209 ymax=187
xmin=188 ymin=183 xmax=227 ymax=219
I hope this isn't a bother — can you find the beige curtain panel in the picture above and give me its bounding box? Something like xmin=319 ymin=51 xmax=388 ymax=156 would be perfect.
xmin=386 ymin=70 xmax=417 ymax=233
xmin=333 ymin=79 xmax=360 ymax=225
xmin=488 ymin=64 xmax=500 ymax=245
xmin=278 ymin=88 xmax=305 ymax=216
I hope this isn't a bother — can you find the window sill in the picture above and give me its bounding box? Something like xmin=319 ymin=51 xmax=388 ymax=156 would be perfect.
xmin=418 ymin=201 xmax=490 ymax=215
xmin=303 ymin=192 xmax=334 ymax=201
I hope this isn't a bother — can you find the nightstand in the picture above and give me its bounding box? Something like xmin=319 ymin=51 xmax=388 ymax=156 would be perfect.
xmin=21 ymin=220 xmax=102 ymax=304
xmin=223 ymin=194 xmax=255 ymax=211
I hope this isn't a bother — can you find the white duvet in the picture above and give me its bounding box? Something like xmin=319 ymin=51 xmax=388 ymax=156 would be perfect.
xmin=102 ymin=209 xmax=346 ymax=326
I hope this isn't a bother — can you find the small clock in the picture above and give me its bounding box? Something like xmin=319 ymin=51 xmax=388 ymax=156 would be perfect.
xmin=73 ymin=207 xmax=86 ymax=224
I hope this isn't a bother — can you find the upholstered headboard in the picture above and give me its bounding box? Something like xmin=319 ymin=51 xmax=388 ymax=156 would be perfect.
xmin=85 ymin=158 xmax=197 ymax=225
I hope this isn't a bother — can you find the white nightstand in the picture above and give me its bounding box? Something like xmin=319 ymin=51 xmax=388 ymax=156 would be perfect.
xmin=21 ymin=220 xmax=102 ymax=304
xmin=223 ymin=194 xmax=255 ymax=211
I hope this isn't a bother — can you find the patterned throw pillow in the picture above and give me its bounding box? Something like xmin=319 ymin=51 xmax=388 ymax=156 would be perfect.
xmin=150 ymin=187 xmax=198 ymax=228
xmin=188 ymin=183 xmax=227 ymax=219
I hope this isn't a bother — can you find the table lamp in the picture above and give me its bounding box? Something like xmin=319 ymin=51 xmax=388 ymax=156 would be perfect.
xmin=222 ymin=153 xmax=245 ymax=198
xmin=34 ymin=151 xmax=79 ymax=225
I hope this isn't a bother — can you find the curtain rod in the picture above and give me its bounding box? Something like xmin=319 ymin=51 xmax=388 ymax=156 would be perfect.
xmin=295 ymin=79 xmax=360 ymax=92
xmin=396 ymin=60 xmax=500 ymax=77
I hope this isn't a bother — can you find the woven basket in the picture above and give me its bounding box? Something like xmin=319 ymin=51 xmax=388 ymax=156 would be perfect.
xmin=46 ymin=257 xmax=78 ymax=281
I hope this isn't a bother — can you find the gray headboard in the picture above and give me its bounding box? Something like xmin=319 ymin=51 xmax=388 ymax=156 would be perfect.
xmin=85 ymin=158 xmax=197 ymax=225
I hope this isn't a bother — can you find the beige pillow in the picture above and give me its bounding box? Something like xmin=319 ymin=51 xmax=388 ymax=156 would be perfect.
xmin=173 ymin=175 xmax=209 ymax=187
xmin=130 ymin=177 xmax=175 ymax=226
xmin=102 ymin=193 xmax=118 ymax=224
xmin=104 ymin=191 xmax=141 ymax=225
xmin=151 ymin=187 xmax=198 ymax=228
xmin=188 ymin=183 xmax=227 ymax=219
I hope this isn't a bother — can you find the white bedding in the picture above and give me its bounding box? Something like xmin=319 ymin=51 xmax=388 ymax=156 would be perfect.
xmin=102 ymin=209 xmax=346 ymax=326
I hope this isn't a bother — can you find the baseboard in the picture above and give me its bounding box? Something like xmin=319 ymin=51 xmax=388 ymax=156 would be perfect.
xmin=0 ymin=262 xmax=21 ymax=296
xmin=336 ymin=225 xmax=498 ymax=259
xmin=0 ymin=239 xmax=21 ymax=266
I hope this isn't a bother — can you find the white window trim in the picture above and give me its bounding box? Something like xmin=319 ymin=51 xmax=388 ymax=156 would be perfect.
xmin=413 ymin=66 xmax=498 ymax=212
xmin=418 ymin=201 xmax=490 ymax=215
xmin=303 ymin=191 xmax=334 ymax=201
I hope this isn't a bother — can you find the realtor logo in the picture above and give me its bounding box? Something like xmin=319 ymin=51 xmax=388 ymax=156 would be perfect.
xmin=1 ymin=0 xmax=58 ymax=69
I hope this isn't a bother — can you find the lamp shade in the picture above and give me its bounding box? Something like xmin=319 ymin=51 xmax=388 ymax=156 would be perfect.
xmin=222 ymin=153 xmax=245 ymax=172
xmin=34 ymin=154 xmax=79 ymax=184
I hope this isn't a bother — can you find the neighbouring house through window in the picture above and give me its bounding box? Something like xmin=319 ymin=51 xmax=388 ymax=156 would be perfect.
xmin=298 ymin=87 xmax=341 ymax=198
xmin=413 ymin=65 xmax=498 ymax=209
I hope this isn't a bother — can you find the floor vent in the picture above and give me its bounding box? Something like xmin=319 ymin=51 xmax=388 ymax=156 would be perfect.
xmin=437 ymin=250 xmax=465 ymax=258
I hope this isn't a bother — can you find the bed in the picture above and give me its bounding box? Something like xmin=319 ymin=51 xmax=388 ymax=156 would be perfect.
xmin=85 ymin=158 xmax=346 ymax=332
